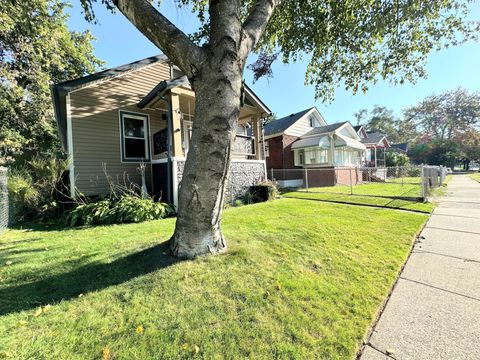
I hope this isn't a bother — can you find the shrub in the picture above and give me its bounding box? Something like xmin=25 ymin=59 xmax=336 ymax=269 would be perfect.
xmin=234 ymin=199 xmax=244 ymax=207
xmin=243 ymin=180 xmax=278 ymax=204
xmin=67 ymin=193 xmax=174 ymax=227
xmin=7 ymin=156 xmax=68 ymax=222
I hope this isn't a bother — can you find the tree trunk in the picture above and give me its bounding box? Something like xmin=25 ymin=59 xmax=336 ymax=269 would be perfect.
xmin=170 ymin=61 xmax=243 ymax=258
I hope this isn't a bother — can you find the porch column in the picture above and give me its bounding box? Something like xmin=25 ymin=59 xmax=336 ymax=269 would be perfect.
xmin=170 ymin=93 xmax=183 ymax=157
xmin=374 ymin=145 xmax=377 ymax=167
xmin=252 ymin=114 xmax=262 ymax=160
xmin=329 ymin=135 xmax=335 ymax=164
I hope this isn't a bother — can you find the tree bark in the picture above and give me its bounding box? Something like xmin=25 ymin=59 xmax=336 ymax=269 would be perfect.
xmin=111 ymin=0 xmax=280 ymax=258
xmin=169 ymin=61 xmax=243 ymax=258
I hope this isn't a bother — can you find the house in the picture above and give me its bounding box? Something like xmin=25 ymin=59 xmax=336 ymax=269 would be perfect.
xmin=263 ymin=107 xmax=327 ymax=170
xmin=264 ymin=108 xmax=366 ymax=187
xmin=354 ymin=125 xmax=390 ymax=167
xmin=390 ymin=142 xmax=409 ymax=154
xmin=51 ymin=55 xmax=271 ymax=208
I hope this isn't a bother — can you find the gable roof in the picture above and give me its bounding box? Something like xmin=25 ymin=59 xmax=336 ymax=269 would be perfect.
xmin=391 ymin=142 xmax=408 ymax=152
xmin=361 ymin=132 xmax=389 ymax=145
xmin=263 ymin=107 xmax=314 ymax=136
xmin=353 ymin=125 xmax=363 ymax=132
xmin=52 ymin=54 xmax=270 ymax=151
xmin=51 ymin=55 xmax=169 ymax=149
xmin=302 ymin=122 xmax=348 ymax=137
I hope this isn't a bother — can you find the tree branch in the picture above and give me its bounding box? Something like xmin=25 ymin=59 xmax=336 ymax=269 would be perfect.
xmin=239 ymin=0 xmax=281 ymax=59
xmin=112 ymin=0 xmax=205 ymax=77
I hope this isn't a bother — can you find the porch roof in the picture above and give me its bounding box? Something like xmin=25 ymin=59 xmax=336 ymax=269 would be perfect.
xmin=335 ymin=134 xmax=366 ymax=150
xmin=137 ymin=76 xmax=190 ymax=109
xmin=137 ymin=76 xmax=271 ymax=116
xmin=291 ymin=135 xmax=330 ymax=150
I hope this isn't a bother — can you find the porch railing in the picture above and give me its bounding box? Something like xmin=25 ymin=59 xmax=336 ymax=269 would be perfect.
xmin=233 ymin=134 xmax=255 ymax=158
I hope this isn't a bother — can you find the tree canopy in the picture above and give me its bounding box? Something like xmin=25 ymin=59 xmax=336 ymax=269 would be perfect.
xmin=0 ymin=0 xmax=103 ymax=164
xmin=80 ymin=0 xmax=479 ymax=100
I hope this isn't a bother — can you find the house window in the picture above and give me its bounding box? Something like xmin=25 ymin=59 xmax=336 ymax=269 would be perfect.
xmin=264 ymin=141 xmax=269 ymax=157
xmin=298 ymin=149 xmax=305 ymax=165
xmin=318 ymin=149 xmax=329 ymax=163
xmin=120 ymin=111 xmax=150 ymax=161
xmin=309 ymin=116 xmax=316 ymax=127
xmin=183 ymin=120 xmax=193 ymax=153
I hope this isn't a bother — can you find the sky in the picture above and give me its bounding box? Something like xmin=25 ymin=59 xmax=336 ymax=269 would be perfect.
xmin=66 ymin=1 xmax=480 ymax=124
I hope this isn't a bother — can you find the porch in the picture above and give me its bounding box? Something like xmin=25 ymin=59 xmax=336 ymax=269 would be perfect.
xmin=137 ymin=76 xmax=270 ymax=206
xmin=362 ymin=146 xmax=386 ymax=168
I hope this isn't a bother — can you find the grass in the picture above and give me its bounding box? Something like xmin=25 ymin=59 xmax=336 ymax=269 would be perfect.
xmin=469 ymin=172 xmax=480 ymax=183
xmin=282 ymin=179 xmax=434 ymax=213
xmin=0 ymin=199 xmax=428 ymax=359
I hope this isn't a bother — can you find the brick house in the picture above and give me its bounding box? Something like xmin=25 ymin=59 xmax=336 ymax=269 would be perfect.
xmin=264 ymin=107 xmax=327 ymax=170
xmin=265 ymin=108 xmax=366 ymax=188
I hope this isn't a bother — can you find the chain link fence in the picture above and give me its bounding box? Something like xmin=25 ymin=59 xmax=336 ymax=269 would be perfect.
xmin=0 ymin=167 xmax=8 ymax=234
xmin=268 ymin=165 xmax=445 ymax=202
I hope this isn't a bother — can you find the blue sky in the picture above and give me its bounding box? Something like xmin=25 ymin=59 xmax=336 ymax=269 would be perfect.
xmin=66 ymin=1 xmax=480 ymax=124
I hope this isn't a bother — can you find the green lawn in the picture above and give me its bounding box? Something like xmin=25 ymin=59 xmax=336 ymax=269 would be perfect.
xmin=469 ymin=172 xmax=480 ymax=183
xmin=282 ymin=179 xmax=434 ymax=213
xmin=0 ymin=199 xmax=428 ymax=359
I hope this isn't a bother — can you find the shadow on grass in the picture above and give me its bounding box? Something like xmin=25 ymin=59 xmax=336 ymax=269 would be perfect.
xmin=0 ymin=241 xmax=181 ymax=316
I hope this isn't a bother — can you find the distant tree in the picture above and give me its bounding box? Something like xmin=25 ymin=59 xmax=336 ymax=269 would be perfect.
xmin=409 ymin=140 xmax=458 ymax=167
xmin=457 ymin=129 xmax=480 ymax=170
xmin=80 ymin=0 xmax=478 ymax=258
xmin=404 ymin=88 xmax=480 ymax=141
xmin=0 ymin=0 xmax=103 ymax=165
xmin=354 ymin=105 xmax=416 ymax=143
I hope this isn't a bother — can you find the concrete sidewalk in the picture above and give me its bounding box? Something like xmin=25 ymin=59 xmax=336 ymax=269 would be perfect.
xmin=360 ymin=175 xmax=480 ymax=360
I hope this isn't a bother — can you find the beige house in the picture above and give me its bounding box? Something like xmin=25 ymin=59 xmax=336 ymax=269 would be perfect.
xmin=52 ymin=55 xmax=271 ymax=207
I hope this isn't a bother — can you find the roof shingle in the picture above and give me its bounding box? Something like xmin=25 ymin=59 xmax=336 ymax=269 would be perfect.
xmin=302 ymin=122 xmax=348 ymax=137
xmin=263 ymin=107 xmax=314 ymax=136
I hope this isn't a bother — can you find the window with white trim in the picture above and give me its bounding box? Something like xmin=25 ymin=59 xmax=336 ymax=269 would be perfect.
xmin=264 ymin=141 xmax=269 ymax=157
xmin=120 ymin=111 xmax=150 ymax=161
xmin=183 ymin=120 xmax=193 ymax=153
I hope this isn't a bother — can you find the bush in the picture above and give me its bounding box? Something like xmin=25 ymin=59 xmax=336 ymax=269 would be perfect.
xmin=67 ymin=193 xmax=174 ymax=227
xmin=7 ymin=156 xmax=68 ymax=222
xmin=243 ymin=181 xmax=278 ymax=204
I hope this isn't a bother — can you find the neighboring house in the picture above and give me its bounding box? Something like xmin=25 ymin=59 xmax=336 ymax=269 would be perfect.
xmin=263 ymin=107 xmax=327 ymax=170
xmin=52 ymin=55 xmax=271 ymax=207
xmin=264 ymin=109 xmax=366 ymax=187
xmin=390 ymin=142 xmax=409 ymax=154
xmin=354 ymin=125 xmax=390 ymax=167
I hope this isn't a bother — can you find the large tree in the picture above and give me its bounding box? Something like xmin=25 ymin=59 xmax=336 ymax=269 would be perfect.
xmin=405 ymin=88 xmax=480 ymax=168
xmin=0 ymin=0 xmax=103 ymax=164
xmin=80 ymin=0 xmax=478 ymax=258
xmin=404 ymin=87 xmax=480 ymax=141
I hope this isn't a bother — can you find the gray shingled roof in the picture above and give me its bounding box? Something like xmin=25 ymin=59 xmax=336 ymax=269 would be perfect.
xmin=263 ymin=107 xmax=314 ymax=136
xmin=391 ymin=142 xmax=408 ymax=152
xmin=362 ymin=132 xmax=387 ymax=145
xmin=353 ymin=125 xmax=363 ymax=132
xmin=302 ymin=121 xmax=348 ymax=137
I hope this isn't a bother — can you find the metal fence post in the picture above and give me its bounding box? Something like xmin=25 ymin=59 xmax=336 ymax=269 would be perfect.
xmin=421 ymin=165 xmax=426 ymax=201
xmin=305 ymin=168 xmax=309 ymax=192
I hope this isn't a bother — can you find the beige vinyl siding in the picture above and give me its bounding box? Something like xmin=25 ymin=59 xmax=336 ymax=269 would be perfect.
xmin=70 ymin=61 xmax=170 ymax=195
xmin=284 ymin=110 xmax=327 ymax=137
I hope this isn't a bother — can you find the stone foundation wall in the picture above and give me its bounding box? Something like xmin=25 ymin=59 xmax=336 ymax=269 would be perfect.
xmin=175 ymin=160 xmax=266 ymax=202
